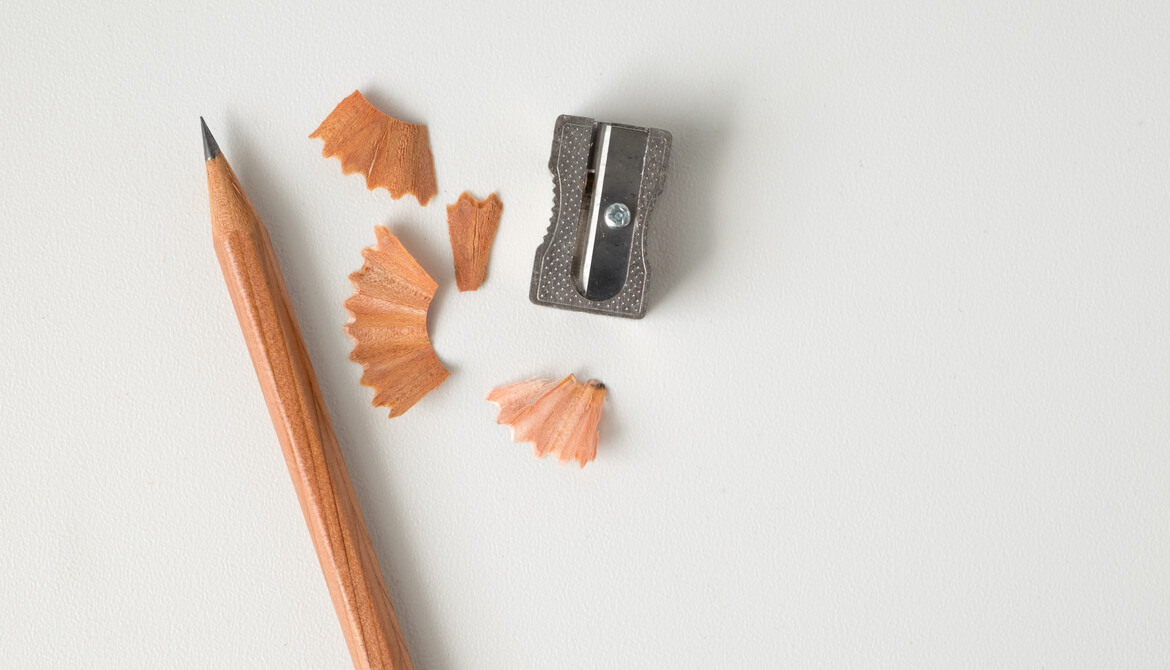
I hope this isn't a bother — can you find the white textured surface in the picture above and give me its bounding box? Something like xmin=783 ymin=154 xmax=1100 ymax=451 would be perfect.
xmin=1 ymin=1 xmax=1168 ymax=668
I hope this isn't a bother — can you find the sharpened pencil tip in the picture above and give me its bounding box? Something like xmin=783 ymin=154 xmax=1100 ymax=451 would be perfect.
xmin=200 ymin=116 xmax=221 ymax=161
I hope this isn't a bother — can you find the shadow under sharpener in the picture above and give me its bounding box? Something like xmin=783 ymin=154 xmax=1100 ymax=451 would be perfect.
xmin=529 ymin=115 xmax=672 ymax=319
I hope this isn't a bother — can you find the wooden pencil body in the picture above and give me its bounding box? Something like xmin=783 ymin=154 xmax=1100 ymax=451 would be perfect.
xmin=206 ymin=155 xmax=413 ymax=670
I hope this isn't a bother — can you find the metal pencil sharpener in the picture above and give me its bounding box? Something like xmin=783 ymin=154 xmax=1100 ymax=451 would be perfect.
xmin=530 ymin=115 xmax=672 ymax=319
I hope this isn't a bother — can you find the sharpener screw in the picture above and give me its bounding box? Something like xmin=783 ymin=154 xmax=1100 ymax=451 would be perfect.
xmin=605 ymin=202 xmax=631 ymax=229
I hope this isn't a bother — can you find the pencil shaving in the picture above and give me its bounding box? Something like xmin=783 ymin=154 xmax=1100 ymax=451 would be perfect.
xmin=487 ymin=375 xmax=606 ymax=467
xmin=446 ymin=192 xmax=503 ymax=291
xmin=311 ymin=90 xmax=438 ymax=205
xmin=345 ymin=226 xmax=449 ymax=417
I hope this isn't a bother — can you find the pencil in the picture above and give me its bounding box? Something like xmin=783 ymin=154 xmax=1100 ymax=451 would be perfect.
xmin=201 ymin=118 xmax=414 ymax=670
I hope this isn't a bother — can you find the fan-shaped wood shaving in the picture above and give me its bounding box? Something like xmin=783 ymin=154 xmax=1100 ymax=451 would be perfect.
xmin=310 ymin=90 xmax=438 ymax=206
xmin=446 ymin=192 xmax=503 ymax=292
xmin=487 ymin=375 xmax=606 ymax=467
xmin=344 ymin=226 xmax=449 ymax=417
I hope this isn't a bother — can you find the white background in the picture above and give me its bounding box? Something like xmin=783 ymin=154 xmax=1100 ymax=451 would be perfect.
xmin=2 ymin=1 xmax=1168 ymax=668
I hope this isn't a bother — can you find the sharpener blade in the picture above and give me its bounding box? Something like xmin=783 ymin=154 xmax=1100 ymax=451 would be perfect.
xmin=530 ymin=115 xmax=672 ymax=319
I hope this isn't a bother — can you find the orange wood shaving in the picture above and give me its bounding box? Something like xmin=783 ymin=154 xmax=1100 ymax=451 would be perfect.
xmin=487 ymin=375 xmax=606 ymax=467
xmin=311 ymin=90 xmax=438 ymax=206
xmin=344 ymin=226 xmax=449 ymax=417
xmin=446 ymin=192 xmax=503 ymax=291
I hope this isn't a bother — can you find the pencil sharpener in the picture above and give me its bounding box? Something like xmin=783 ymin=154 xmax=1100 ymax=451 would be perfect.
xmin=529 ymin=115 xmax=672 ymax=319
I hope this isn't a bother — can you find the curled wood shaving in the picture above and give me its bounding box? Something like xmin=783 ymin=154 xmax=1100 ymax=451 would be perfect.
xmin=487 ymin=375 xmax=606 ymax=467
xmin=446 ymin=192 xmax=503 ymax=292
xmin=311 ymin=90 xmax=438 ymax=205
xmin=344 ymin=226 xmax=449 ymax=417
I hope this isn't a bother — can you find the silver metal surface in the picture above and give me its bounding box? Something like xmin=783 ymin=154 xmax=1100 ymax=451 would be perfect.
xmin=529 ymin=115 xmax=672 ymax=318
